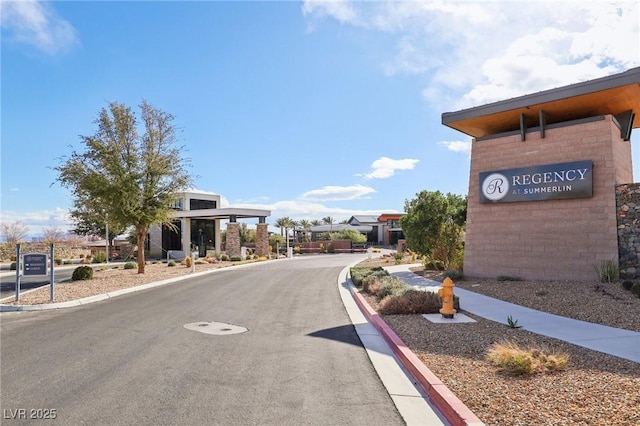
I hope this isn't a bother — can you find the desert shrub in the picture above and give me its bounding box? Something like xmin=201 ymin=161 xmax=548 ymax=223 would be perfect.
xmin=378 ymin=287 xmax=461 ymax=315
xmin=230 ymin=255 xmax=242 ymax=261
xmin=594 ymin=259 xmax=619 ymax=283
xmin=379 ymin=289 xmax=440 ymax=314
xmin=184 ymin=256 xmax=192 ymax=268
xmin=71 ymin=265 xmax=94 ymax=281
xmin=361 ymin=273 xmax=388 ymax=293
xmin=631 ymin=282 xmax=640 ymax=298
xmin=486 ymin=342 xmax=569 ymax=375
xmin=10 ymin=262 xmax=16 ymax=270
xmin=350 ymin=266 xmax=386 ymax=287
xmin=350 ymin=266 xmax=375 ymax=286
xmin=92 ymin=252 xmax=106 ymax=263
xmin=124 ymin=262 xmax=136 ymax=270
xmin=220 ymin=254 xmax=230 ymax=261
xmin=63 ymin=260 xmax=73 ymax=264
xmin=167 ymin=260 xmax=177 ymax=267
xmin=422 ymin=256 xmax=445 ymax=271
xmin=54 ymin=258 xmax=63 ymax=265
xmin=376 ymin=277 xmax=409 ymax=299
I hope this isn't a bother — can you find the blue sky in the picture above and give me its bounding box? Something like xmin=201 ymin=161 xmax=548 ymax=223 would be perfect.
xmin=2 ymin=0 xmax=639 ymax=237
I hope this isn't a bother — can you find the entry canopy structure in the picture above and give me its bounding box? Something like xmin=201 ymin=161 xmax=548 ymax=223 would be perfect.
xmin=173 ymin=207 xmax=270 ymax=223
xmin=442 ymin=67 xmax=640 ymax=140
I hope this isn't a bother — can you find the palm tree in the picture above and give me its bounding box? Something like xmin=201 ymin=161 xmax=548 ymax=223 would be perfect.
xmin=322 ymin=216 xmax=335 ymax=235
xmin=297 ymin=219 xmax=311 ymax=243
xmin=275 ymin=217 xmax=291 ymax=237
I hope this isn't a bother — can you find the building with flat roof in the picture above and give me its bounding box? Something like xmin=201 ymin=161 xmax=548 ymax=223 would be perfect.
xmin=443 ymin=67 xmax=640 ymax=280
xmin=148 ymin=190 xmax=271 ymax=259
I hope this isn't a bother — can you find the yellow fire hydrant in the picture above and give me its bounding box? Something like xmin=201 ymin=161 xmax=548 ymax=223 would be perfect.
xmin=438 ymin=277 xmax=457 ymax=319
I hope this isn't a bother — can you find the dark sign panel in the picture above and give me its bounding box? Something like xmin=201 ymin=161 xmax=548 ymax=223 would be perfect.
xmin=479 ymin=160 xmax=593 ymax=204
xmin=23 ymin=253 xmax=48 ymax=276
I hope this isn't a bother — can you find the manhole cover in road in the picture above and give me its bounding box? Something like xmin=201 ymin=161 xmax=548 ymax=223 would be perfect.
xmin=183 ymin=321 xmax=248 ymax=336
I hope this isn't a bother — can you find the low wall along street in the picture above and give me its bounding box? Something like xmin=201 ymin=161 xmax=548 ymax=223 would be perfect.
xmin=616 ymin=183 xmax=640 ymax=278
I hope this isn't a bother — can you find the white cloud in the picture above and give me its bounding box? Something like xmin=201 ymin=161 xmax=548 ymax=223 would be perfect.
xmin=1 ymin=208 xmax=72 ymax=238
xmin=1 ymin=0 xmax=79 ymax=55
xmin=300 ymin=184 xmax=375 ymax=201
xmin=440 ymin=140 xmax=471 ymax=155
xmin=360 ymin=157 xmax=419 ymax=180
xmin=302 ymin=0 xmax=361 ymax=30
xmin=303 ymin=1 xmax=639 ymax=111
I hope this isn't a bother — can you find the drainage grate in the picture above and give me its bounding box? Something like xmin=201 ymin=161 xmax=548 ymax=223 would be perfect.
xmin=183 ymin=321 xmax=248 ymax=336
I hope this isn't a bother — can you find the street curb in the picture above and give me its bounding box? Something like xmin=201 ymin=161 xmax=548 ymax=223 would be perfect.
xmin=350 ymin=287 xmax=485 ymax=426
xmin=0 ymin=259 xmax=281 ymax=312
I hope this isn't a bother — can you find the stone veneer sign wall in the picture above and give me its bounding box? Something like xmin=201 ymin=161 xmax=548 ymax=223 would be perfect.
xmin=464 ymin=115 xmax=632 ymax=281
xmin=616 ymin=183 xmax=640 ymax=278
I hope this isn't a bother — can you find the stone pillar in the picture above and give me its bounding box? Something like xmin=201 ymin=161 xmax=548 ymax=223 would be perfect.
xmin=256 ymin=223 xmax=269 ymax=258
xmin=226 ymin=222 xmax=241 ymax=258
xmin=181 ymin=218 xmax=191 ymax=255
xmin=214 ymin=219 xmax=221 ymax=252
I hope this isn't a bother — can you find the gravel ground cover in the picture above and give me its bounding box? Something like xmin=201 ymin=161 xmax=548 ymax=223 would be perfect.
xmin=357 ymin=258 xmax=640 ymax=426
xmin=1 ymin=261 xmax=242 ymax=305
xmin=3 ymin=256 xmax=639 ymax=425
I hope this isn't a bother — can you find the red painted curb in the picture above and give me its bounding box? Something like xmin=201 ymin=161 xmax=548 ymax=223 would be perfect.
xmin=352 ymin=289 xmax=484 ymax=426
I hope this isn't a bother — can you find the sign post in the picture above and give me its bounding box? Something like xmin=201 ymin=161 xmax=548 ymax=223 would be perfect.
xmin=15 ymin=244 xmax=21 ymax=302
xmin=22 ymin=248 xmax=54 ymax=303
xmin=24 ymin=253 xmax=48 ymax=276
xmin=50 ymin=244 xmax=55 ymax=302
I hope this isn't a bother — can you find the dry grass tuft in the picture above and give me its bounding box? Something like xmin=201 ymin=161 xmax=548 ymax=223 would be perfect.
xmin=486 ymin=341 xmax=569 ymax=375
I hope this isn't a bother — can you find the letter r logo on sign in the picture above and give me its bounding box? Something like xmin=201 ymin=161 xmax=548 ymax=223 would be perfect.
xmin=481 ymin=173 xmax=510 ymax=201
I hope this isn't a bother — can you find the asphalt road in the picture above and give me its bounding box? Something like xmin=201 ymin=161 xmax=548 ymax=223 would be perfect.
xmin=0 ymin=255 xmax=405 ymax=425
xmin=0 ymin=264 xmax=109 ymax=299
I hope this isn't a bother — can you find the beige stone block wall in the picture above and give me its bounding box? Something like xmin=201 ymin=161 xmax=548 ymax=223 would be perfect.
xmin=256 ymin=223 xmax=269 ymax=257
xmin=464 ymin=115 xmax=632 ymax=280
xmin=226 ymin=223 xmax=241 ymax=258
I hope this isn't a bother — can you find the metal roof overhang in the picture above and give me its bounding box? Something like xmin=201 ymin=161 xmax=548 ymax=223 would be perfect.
xmin=442 ymin=67 xmax=640 ymax=138
xmin=171 ymin=208 xmax=271 ymax=220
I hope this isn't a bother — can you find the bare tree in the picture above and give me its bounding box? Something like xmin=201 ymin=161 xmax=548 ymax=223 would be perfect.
xmin=42 ymin=226 xmax=66 ymax=244
xmin=1 ymin=221 xmax=29 ymax=244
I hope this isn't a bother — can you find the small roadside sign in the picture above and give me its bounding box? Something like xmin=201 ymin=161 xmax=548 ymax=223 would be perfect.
xmin=23 ymin=253 xmax=48 ymax=276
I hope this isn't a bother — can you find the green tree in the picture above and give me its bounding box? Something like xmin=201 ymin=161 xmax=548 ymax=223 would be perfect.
xmin=400 ymin=191 xmax=467 ymax=268
xmin=238 ymin=223 xmax=256 ymax=245
xmin=55 ymin=100 xmax=192 ymax=273
xmin=70 ymin=208 xmax=127 ymax=259
xmin=334 ymin=228 xmax=366 ymax=243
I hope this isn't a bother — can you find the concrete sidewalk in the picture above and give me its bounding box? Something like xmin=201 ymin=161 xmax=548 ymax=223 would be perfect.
xmin=385 ymin=264 xmax=640 ymax=364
